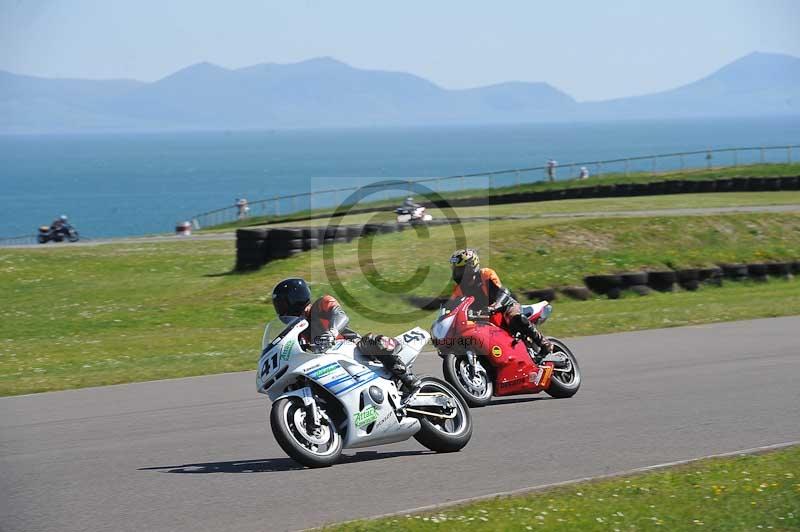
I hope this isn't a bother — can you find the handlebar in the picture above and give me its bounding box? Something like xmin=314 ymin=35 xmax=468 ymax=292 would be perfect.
xmin=468 ymin=309 xmax=493 ymax=320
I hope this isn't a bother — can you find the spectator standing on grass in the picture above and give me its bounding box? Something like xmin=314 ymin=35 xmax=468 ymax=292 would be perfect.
xmin=236 ymin=198 xmax=250 ymax=219
xmin=579 ymin=166 xmax=590 ymax=180
xmin=547 ymin=159 xmax=558 ymax=182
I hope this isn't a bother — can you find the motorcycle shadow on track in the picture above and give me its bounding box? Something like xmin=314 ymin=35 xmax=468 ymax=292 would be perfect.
xmin=139 ymin=450 xmax=431 ymax=474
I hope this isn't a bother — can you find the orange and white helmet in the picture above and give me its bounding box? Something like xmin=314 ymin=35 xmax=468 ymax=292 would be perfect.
xmin=450 ymin=248 xmax=480 ymax=282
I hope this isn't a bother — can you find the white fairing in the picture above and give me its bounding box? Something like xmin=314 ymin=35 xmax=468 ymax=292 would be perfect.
xmin=257 ymin=319 xmax=430 ymax=449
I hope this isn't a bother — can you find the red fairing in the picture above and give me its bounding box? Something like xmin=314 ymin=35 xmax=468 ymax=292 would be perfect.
xmin=444 ymin=296 xmax=550 ymax=396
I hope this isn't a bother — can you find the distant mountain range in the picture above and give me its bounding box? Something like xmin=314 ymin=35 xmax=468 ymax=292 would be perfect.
xmin=1 ymin=52 xmax=798 ymax=133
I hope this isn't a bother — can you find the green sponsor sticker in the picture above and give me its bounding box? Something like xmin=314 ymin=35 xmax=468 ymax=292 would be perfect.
xmin=280 ymin=340 xmax=295 ymax=360
xmin=311 ymin=364 xmax=338 ymax=378
xmin=354 ymin=406 xmax=379 ymax=428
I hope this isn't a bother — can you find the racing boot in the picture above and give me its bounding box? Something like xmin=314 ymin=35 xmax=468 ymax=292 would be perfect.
xmin=511 ymin=315 xmax=563 ymax=366
xmin=389 ymin=357 xmax=421 ymax=393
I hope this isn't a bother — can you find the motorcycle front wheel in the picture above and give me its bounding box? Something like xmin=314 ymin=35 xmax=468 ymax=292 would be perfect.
xmin=443 ymin=353 xmax=493 ymax=407
xmin=270 ymin=397 xmax=342 ymax=468
xmin=544 ymin=337 xmax=581 ymax=398
xmin=68 ymin=230 xmax=79 ymax=243
xmin=412 ymin=377 xmax=472 ymax=452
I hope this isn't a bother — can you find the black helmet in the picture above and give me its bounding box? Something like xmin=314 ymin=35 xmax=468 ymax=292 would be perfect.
xmin=272 ymin=278 xmax=312 ymax=317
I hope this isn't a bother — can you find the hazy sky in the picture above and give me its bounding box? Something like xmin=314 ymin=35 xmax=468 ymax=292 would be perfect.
xmin=1 ymin=0 xmax=799 ymax=101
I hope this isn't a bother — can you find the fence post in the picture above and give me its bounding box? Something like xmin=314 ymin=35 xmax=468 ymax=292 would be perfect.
xmin=624 ymin=159 xmax=629 ymax=176
xmin=733 ymin=149 xmax=738 ymax=167
xmin=489 ymin=173 xmax=495 ymax=190
xmin=515 ymin=171 xmax=520 ymax=187
xmin=680 ymin=154 xmax=685 ymax=172
xmin=706 ymin=151 xmax=712 ymax=170
xmin=760 ymin=147 xmax=765 ymax=164
xmin=597 ymin=163 xmax=602 ymax=177
xmin=789 ymin=146 xmax=793 ymax=164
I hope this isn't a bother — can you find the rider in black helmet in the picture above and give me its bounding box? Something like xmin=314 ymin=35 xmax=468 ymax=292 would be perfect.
xmin=271 ymin=278 xmax=420 ymax=391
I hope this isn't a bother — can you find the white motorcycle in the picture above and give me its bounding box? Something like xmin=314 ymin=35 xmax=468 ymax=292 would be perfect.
xmin=257 ymin=316 xmax=472 ymax=468
xmin=396 ymin=206 xmax=433 ymax=224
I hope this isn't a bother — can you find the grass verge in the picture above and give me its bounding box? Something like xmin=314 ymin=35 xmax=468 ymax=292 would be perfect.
xmin=323 ymin=445 xmax=800 ymax=531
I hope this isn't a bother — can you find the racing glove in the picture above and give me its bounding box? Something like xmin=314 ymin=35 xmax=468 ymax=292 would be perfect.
xmin=315 ymin=329 xmax=339 ymax=351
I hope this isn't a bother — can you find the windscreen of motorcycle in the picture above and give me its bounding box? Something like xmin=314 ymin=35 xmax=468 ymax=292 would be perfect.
xmin=431 ymin=313 xmax=455 ymax=340
xmin=262 ymin=316 xmax=306 ymax=353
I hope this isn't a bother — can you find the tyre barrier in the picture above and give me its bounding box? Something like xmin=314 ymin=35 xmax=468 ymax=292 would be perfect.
xmin=620 ymin=271 xmax=649 ymax=287
xmin=720 ymin=263 xmax=749 ymax=280
xmin=583 ymin=274 xmax=622 ymax=295
xmin=235 ymin=221 xmax=434 ymax=270
xmin=524 ymin=288 xmax=557 ymax=301
xmin=747 ymin=263 xmax=769 ymax=282
xmin=647 ymin=271 xmax=678 ymax=292
xmin=560 ymin=286 xmax=592 ymax=300
xmin=677 ymin=268 xmax=700 ymax=291
xmin=405 ymin=258 xmax=797 ymax=309
xmin=766 ymin=261 xmax=793 ymax=278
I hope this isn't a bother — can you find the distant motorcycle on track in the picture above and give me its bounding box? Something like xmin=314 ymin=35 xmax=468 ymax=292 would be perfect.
xmin=431 ymin=295 xmax=581 ymax=407
xmin=395 ymin=205 xmax=433 ymax=224
xmin=37 ymin=224 xmax=79 ymax=244
xmin=257 ymin=316 xmax=472 ymax=468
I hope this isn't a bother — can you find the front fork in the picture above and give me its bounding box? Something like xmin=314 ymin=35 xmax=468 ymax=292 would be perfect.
xmin=300 ymin=386 xmax=322 ymax=429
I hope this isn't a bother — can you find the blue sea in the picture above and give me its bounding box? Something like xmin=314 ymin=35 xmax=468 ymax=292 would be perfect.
xmin=1 ymin=116 xmax=799 ymax=239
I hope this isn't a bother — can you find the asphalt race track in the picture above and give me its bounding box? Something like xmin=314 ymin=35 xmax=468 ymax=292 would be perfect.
xmin=2 ymin=317 xmax=798 ymax=532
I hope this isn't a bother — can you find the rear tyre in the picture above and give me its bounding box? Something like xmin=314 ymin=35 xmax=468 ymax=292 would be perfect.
xmin=443 ymin=353 xmax=493 ymax=407
xmin=544 ymin=337 xmax=581 ymax=399
xmin=413 ymin=377 xmax=472 ymax=452
xmin=270 ymin=397 xmax=342 ymax=468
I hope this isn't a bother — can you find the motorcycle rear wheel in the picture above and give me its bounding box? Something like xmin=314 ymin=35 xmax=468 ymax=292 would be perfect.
xmin=270 ymin=397 xmax=342 ymax=468
xmin=443 ymin=353 xmax=493 ymax=407
xmin=544 ymin=337 xmax=581 ymax=398
xmin=412 ymin=377 xmax=472 ymax=452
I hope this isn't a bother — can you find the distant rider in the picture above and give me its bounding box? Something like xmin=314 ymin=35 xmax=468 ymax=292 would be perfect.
xmin=50 ymin=215 xmax=69 ymax=233
xmin=271 ymin=278 xmax=420 ymax=391
xmin=403 ymin=196 xmax=420 ymax=210
xmin=449 ymin=249 xmax=553 ymax=358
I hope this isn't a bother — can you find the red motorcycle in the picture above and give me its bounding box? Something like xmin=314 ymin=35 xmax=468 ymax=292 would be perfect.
xmin=431 ymin=296 xmax=581 ymax=407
